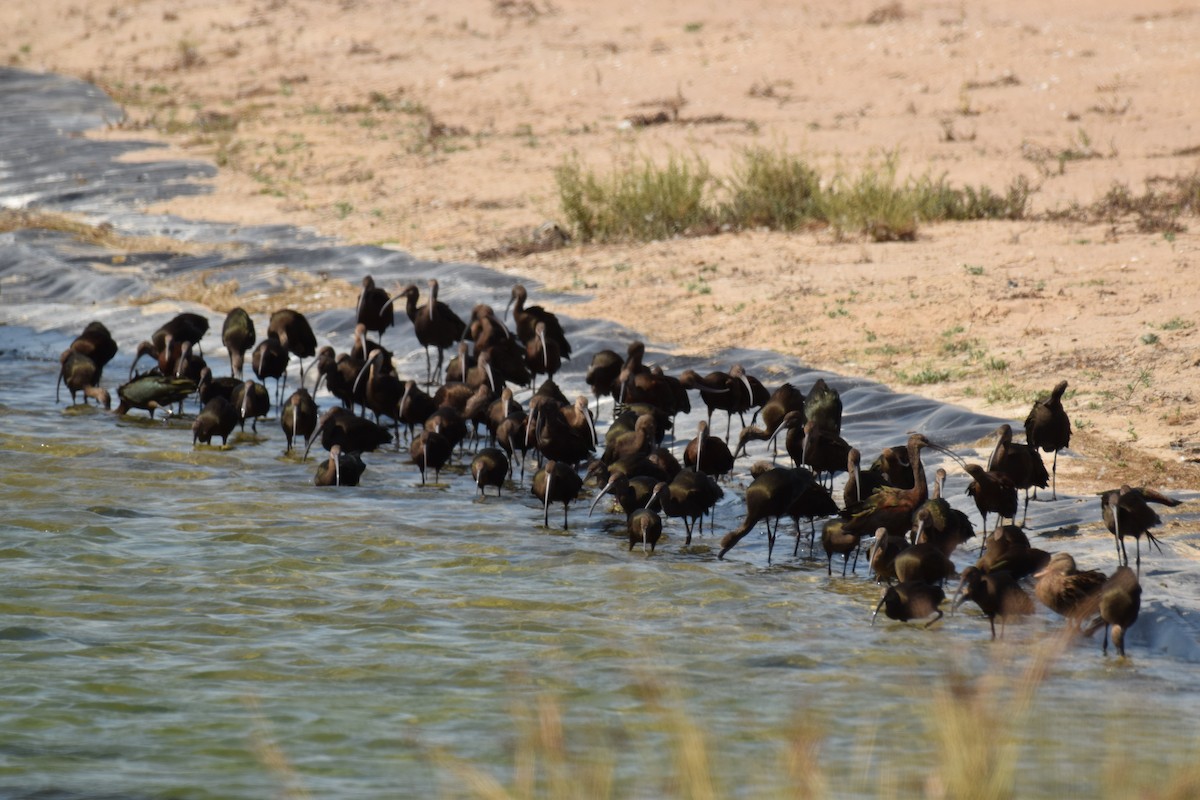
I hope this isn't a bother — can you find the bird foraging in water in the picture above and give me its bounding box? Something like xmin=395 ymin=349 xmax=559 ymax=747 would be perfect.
xmin=115 ymin=375 xmax=196 ymax=418
xmin=1024 ymin=380 xmax=1070 ymax=500
xmin=221 ymin=307 xmax=256 ymax=380
xmin=872 ymin=581 xmax=946 ymax=628
xmin=314 ymin=444 xmax=366 ymax=487
xmin=280 ymin=388 xmax=318 ymax=454
xmin=626 ymin=507 xmax=663 ymax=553
xmin=952 ymin=566 xmax=1035 ymax=640
xmin=1099 ymin=485 xmax=1181 ymax=574
xmin=1084 ymin=566 xmax=1142 ymax=657
xmin=717 ymin=465 xmax=815 ymax=562
xmin=470 ymin=447 xmax=510 ymax=498
xmin=192 ymin=395 xmax=238 ymax=445
xmin=1033 ymin=552 xmax=1107 ymax=628
xmin=57 ymin=351 xmax=111 ymax=409
xmin=531 ymin=459 xmax=583 ymax=529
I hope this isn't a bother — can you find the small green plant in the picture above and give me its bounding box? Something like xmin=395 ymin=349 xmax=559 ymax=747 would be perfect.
xmin=1156 ymin=317 xmax=1193 ymax=331
xmin=1141 ymin=332 xmax=1160 ymax=345
xmin=555 ymin=154 xmax=714 ymax=243
xmin=983 ymin=381 xmax=1022 ymax=404
xmin=334 ymin=201 xmax=354 ymax=219
xmin=963 ymin=264 xmax=985 ymax=276
xmin=720 ymin=146 xmax=822 ymax=231
xmin=897 ymin=364 xmax=953 ymax=385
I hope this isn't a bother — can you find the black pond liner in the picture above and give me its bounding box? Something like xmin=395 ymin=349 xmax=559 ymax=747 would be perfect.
xmin=2 ymin=66 xmax=1198 ymax=662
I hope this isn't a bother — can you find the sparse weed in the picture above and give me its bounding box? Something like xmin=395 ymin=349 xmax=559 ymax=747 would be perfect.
xmin=555 ymin=148 xmax=1029 ymax=244
xmin=897 ymin=364 xmax=953 ymax=385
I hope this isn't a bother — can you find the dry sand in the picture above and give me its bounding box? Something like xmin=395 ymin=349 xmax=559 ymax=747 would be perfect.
xmin=4 ymin=0 xmax=1200 ymax=494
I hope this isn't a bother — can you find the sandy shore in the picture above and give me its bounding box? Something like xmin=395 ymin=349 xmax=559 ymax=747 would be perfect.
xmin=4 ymin=0 xmax=1199 ymax=493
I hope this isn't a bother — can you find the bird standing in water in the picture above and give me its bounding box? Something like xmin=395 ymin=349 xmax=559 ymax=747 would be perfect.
xmin=1084 ymin=566 xmax=1142 ymax=657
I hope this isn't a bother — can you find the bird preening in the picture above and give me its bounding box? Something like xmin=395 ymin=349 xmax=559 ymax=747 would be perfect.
xmin=47 ymin=281 xmax=1175 ymax=661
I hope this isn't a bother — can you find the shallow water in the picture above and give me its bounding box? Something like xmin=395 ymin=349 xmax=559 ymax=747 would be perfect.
xmin=2 ymin=67 xmax=1200 ymax=798
xmin=6 ymin=344 xmax=1200 ymax=799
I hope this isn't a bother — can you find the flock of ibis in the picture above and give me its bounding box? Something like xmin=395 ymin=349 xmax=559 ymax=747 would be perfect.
xmin=54 ymin=275 xmax=1183 ymax=658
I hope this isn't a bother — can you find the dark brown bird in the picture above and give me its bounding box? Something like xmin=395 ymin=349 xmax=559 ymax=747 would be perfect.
xmin=221 ymin=307 xmax=256 ymax=380
xmin=115 ymin=374 xmax=196 ymax=418
xmin=525 ymin=320 xmax=562 ymax=390
xmin=507 ymin=284 xmax=572 ymax=360
xmin=314 ymin=444 xmax=366 ymax=487
xmin=649 ymin=469 xmax=723 ymax=546
xmin=280 ymin=388 xmax=318 ymax=454
xmin=356 ymin=275 xmax=394 ymax=347
xmin=1024 ymin=380 xmax=1071 ymax=500
xmin=679 ymin=367 xmax=754 ymax=442
xmin=804 ymin=378 xmax=842 ymax=435
xmin=952 ymin=566 xmax=1035 ymax=640
xmin=152 ymin=313 xmax=209 ymax=355
xmin=192 ymin=395 xmax=238 ymax=445
xmin=839 ymin=433 xmax=952 ymax=541
xmin=975 ymin=525 xmax=1051 ymax=581
xmin=585 ymin=349 xmax=624 ymax=418
xmin=615 ymin=343 xmax=688 ymax=418
xmin=821 ymin=519 xmax=864 ymax=577
xmin=470 ymin=447 xmax=510 ymax=497
xmin=800 ymin=420 xmax=852 ymax=488
xmin=354 ymin=348 xmax=404 ymax=435
xmin=57 ymin=350 xmax=111 ymax=408
xmin=987 ymin=423 xmax=1049 ymax=525
xmin=734 ymin=382 xmax=805 ymax=461
xmin=130 ymin=335 xmax=187 ymax=379
xmin=1084 ymin=566 xmax=1141 ymax=657
xmin=964 ymin=463 xmax=1018 ymax=539
xmin=872 ymin=581 xmax=946 ymax=628
xmin=252 ymin=335 xmax=290 ymax=407
xmin=303 ymin=407 xmax=392 ymax=461
xmin=398 ymin=380 xmax=438 ymax=443
xmin=268 ymin=308 xmax=318 ymax=389
xmin=68 ymin=321 xmax=119 ymax=370
xmin=389 ymin=279 xmax=466 ymax=385
xmin=425 ymin=405 xmax=469 ymax=453
xmin=867 ymin=527 xmax=906 ymax=583
xmin=787 ymin=479 xmax=841 ymax=557
xmin=496 ymin=412 xmax=531 ymax=482
xmin=531 ymin=401 xmax=594 ymax=466
xmin=603 ymin=413 xmax=657 ymax=464
xmin=1034 ymin=552 xmax=1107 ymax=627
xmin=231 ymin=379 xmax=271 ymax=433
xmin=683 ymin=420 xmax=735 ymax=479
xmin=586 ymin=461 xmax=665 ymax=517
xmin=894 ymin=542 xmax=956 ymax=586
xmin=312 ymin=346 xmax=358 ymax=411
xmin=911 ymin=469 xmax=976 ymax=558
xmin=843 ymin=448 xmax=888 ymax=509
xmin=198 ymin=367 xmax=242 ymax=406
xmin=1100 ymin=485 xmax=1181 ymax=574
xmin=410 ymin=429 xmax=453 ymax=485
xmin=467 ymin=303 xmax=512 ymax=351
xmin=718 ymin=465 xmax=815 ymax=562
xmin=627 ymin=508 xmax=663 ymax=553
xmin=531 ymin=459 xmax=584 ymax=529
xmin=870 ymin=446 xmax=914 ymax=490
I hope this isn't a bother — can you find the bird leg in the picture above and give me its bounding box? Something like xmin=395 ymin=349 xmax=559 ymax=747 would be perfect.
xmin=1051 ymin=450 xmax=1058 ymax=500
